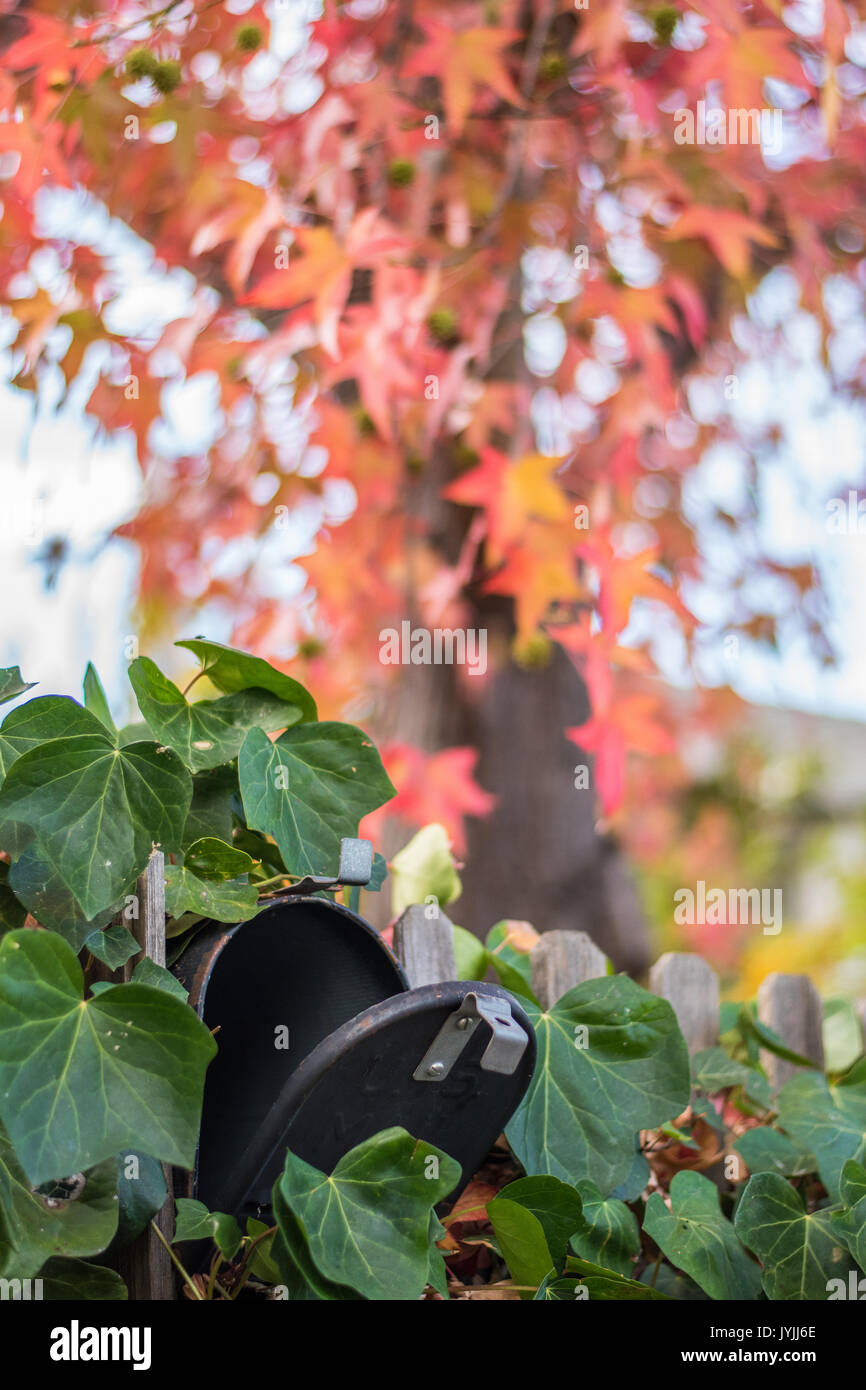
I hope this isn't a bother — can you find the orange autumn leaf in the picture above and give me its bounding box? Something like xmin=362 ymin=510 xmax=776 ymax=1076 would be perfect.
xmin=568 ymin=695 xmax=675 ymax=816
xmin=578 ymin=535 xmax=692 ymax=638
xmin=646 ymin=1116 xmax=723 ymax=1185
xmin=485 ymin=526 xmax=584 ymax=642
xmin=191 ymin=184 xmax=285 ymax=294
xmin=571 ymin=0 xmax=631 ymax=67
xmin=662 ymin=207 xmax=780 ymax=280
xmin=822 ymin=0 xmax=850 ymax=143
xmin=441 ymin=1179 xmax=500 ymax=1229
xmin=360 ymin=745 xmax=495 ymax=855
xmin=240 ymin=210 xmax=407 ymax=351
xmin=445 ymin=448 xmax=570 ymax=562
xmin=684 ymin=15 xmax=810 ymax=110
xmin=403 ymin=22 xmax=524 ymax=135
xmin=494 ymin=920 xmax=540 ymax=954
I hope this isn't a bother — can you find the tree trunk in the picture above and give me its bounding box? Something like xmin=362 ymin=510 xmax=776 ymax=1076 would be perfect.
xmin=367 ymin=87 xmax=650 ymax=973
xmin=373 ymin=592 xmax=651 ymax=975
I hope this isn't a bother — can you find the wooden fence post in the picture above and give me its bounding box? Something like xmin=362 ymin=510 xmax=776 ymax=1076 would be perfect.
xmin=116 ymin=849 xmax=176 ymax=1301
xmin=757 ymin=972 xmax=824 ymax=1094
xmin=121 ymin=848 xmax=166 ymax=981
xmin=393 ymin=903 xmax=457 ymax=987
xmin=530 ymin=930 xmax=607 ymax=1009
xmin=648 ymin=953 xmax=720 ymax=1056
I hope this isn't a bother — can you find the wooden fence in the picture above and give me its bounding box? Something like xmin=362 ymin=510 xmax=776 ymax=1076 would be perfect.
xmin=122 ymin=855 xmax=839 ymax=1298
xmin=393 ymin=902 xmax=830 ymax=1085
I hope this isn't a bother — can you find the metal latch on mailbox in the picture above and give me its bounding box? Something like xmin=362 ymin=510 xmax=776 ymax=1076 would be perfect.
xmin=413 ymin=992 xmax=529 ymax=1081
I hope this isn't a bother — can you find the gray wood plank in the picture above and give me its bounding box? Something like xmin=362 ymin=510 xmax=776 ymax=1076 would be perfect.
xmin=393 ymin=903 xmax=457 ymax=986
xmin=530 ymin=930 xmax=607 ymax=1009
xmin=122 ymin=848 xmax=166 ymax=980
xmin=757 ymin=971 xmax=824 ymax=1093
xmin=649 ymin=952 xmax=720 ymax=1055
xmin=115 ymin=850 xmax=175 ymax=1300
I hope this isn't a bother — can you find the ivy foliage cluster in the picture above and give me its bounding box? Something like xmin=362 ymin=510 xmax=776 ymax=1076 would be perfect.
xmin=170 ymin=964 xmax=866 ymax=1303
xmin=0 ymin=649 xmax=864 ymax=1301
xmin=0 ymin=643 xmax=394 ymax=1295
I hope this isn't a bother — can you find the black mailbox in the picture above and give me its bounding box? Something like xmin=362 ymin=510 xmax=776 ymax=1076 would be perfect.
xmin=171 ymin=840 xmax=536 ymax=1224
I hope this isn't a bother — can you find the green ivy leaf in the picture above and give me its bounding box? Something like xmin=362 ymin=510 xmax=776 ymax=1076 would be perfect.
xmin=691 ymin=1097 xmax=726 ymax=1135
xmin=129 ymin=656 xmax=303 ymax=773
xmin=776 ymin=1071 xmax=866 ymax=1200
xmin=389 ymin=823 xmax=461 ymax=916
xmin=273 ymin=1127 xmax=460 ymax=1301
xmin=7 ymin=848 xmax=118 ymax=952
xmin=488 ymin=1197 xmax=556 ymax=1294
xmin=183 ymin=836 xmax=254 ymax=880
xmin=39 ymin=1258 xmax=127 ymax=1299
xmin=232 ymin=826 xmax=286 ymax=874
xmin=0 ymin=1123 xmax=118 ymax=1279
xmin=834 ymin=1057 xmax=866 ymax=1120
xmin=0 ymin=667 xmax=36 ymax=707
xmin=638 ymin=1263 xmax=709 ymax=1300
xmin=0 ymin=705 xmax=191 ymax=919
xmin=175 ymin=638 xmax=317 ymax=722
xmin=493 ymin=1175 xmax=583 ymax=1273
xmin=85 ymin=925 xmax=140 ymax=970
xmin=453 ymin=924 xmax=488 ymax=980
xmin=115 ymin=1151 xmax=167 ymax=1246
xmin=246 ymin=1216 xmax=282 ymax=1284
xmin=692 ymin=1046 xmax=771 ymax=1108
xmin=182 ymin=766 xmax=236 ymax=849
xmin=739 ymin=1008 xmax=816 ymax=1069
xmin=0 ymin=697 xmax=104 ymax=860
xmin=117 ymin=721 xmax=152 ymax=746
xmin=610 ymin=1149 xmax=651 ymax=1202
xmin=367 ymin=851 xmax=387 ymax=892
xmin=239 ymin=723 xmax=395 ymax=878
xmin=272 ymin=1188 xmax=358 ymax=1300
xmin=734 ymin=1126 xmax=816 ymax=1178
xmin=174 ymin=1197 xmax=242 ymax=1259
xmin=82 ymin=663 xmax=116 ymax=733
xmin=559 ymin=1255 xmax=670 ymax=1300
xmin=0 ymin=695 xmax=103 ymax=778
xmin=485 ymin=922 xmax=540 ymax=1004
xmin=426 ymin=1211 xmax=449 ymax=1298
xmin=644 ymin=1170 xmax=762 ymax=1301
xmin=823 ymin=998 xmax=864 ymax=1074
xmin=505 ymin=975 xmax=690 ymax=1195
xmin=164 ymin=864 xmax=259 ymax=925
xmin=659 ymin=1121 xmax=699 ymax=1150
xmin=735 ymin=1171 xmax=855 ymax=1300
xmin=0 ymin=863 xmax=26 ymax=936
xmin=0 ymin=930 xmax=217 ymax=1185
xmin=570 ymin=1179 xmax=640 ymax=1277
xmin=129 ymin=959 xmax=188 ymax=1002
xmin=831 ymin=1159 xmax=866 ymax=1273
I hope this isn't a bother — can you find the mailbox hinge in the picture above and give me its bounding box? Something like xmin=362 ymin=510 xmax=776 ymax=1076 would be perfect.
xmin=412 ymin=993 xmax=528 ymax=1081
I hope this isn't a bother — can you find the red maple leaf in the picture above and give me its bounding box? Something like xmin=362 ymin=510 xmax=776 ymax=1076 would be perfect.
xmin=360 ymin=744 xmax=496 ymax=855
xmin=403 ymin=22 xmax=523 ymax=135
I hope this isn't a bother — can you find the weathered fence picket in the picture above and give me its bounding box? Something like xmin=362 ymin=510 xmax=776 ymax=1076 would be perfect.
xmin=757 ymin=970 xmax=824 ymax=1092
xmin=117 ymin=849 xmax=175 ymax=1302
xmin=649 ymin=952 xmax=721 ymax=1056
xmin=393 ymin=903 xmax=457 ymax=987
xmin=529 ymin=930 xmax=606 ymax=1008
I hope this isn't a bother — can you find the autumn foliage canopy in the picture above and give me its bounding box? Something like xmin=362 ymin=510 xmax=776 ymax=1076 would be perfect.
xmin=1 ymin=0 xmax=863 ymax=843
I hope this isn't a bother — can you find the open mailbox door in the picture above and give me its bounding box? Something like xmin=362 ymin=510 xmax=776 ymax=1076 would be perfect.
xmin=171 ymin=841 xmax=536 ymax=1224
